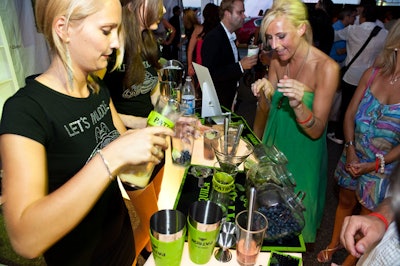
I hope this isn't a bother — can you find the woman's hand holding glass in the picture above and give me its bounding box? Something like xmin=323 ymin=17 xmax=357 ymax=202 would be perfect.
xmin=104 ymin=126 xmax=174 ymax=172
xmin=277 ymin=75 xmax=305 ymax=109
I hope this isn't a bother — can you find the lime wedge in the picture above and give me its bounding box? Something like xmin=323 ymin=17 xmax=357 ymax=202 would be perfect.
xmin=214 ymin=172 xmax=233 ymax=184
xmin=171 ymin=148 xmax=181 ymax=160
xmin=205 ymin=130 xmax=218 ymax=139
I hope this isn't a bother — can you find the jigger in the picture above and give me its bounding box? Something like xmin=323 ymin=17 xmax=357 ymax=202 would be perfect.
xmin=214 ymin=222 xmax=237 ymax=262
xmin=214 ymin=232 xmax=236 ymax=262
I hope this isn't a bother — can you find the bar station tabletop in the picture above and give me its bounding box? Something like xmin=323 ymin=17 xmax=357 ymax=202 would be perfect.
xmin=120 ymin=116 xmax=304 ymax=265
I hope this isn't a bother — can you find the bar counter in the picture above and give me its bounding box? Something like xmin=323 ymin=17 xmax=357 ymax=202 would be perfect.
xmin=119 ymin=118 xmax=304 ymax=265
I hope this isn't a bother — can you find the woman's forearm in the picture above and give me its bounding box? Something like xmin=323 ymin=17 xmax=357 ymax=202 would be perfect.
xmin=118 ymin=113 xmax=147 ymax=129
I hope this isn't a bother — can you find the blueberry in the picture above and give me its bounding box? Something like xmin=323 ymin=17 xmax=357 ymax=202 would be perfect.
xmin=174 ymin=150 xmax=192 ymax=165
xmin=258 ymin=203 xmax=303 ymax=241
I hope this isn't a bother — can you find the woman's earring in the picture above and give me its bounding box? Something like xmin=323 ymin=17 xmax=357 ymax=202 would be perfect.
xmin=66 ymin=48 xmax=73 ymax=90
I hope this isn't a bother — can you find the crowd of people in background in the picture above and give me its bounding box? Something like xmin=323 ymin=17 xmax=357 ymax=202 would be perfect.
xmin=173 ymin=1 xmax=400 ymax=264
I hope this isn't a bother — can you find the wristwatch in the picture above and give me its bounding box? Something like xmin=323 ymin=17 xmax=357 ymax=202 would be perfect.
xmin=345 ymin=141 xmax=354 ymax=148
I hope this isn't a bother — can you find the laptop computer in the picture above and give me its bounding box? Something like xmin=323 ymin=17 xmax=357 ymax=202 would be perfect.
xmin=192 ymin=62 xmax=229 ymax=124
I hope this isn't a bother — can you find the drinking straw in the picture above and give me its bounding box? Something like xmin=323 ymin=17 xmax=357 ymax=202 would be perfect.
xmin=223 ymin=117 xmax=229 ymax=154
xmin=230 ymin=123 xmax=244 ymax=155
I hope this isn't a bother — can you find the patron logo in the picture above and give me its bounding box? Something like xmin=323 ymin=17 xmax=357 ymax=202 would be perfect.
xmin=153 ymin=248 xmax=166 ymax=258
xmin=191 ymin=237 xmax=215 ymax=247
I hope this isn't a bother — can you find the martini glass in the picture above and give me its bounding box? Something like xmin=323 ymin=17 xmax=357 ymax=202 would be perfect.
xmin=212 ymin=136 xmax=254 ymax=173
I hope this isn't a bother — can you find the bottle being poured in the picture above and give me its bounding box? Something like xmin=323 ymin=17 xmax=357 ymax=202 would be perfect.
xmin=119 ymin=96 xmax=183 ymax=189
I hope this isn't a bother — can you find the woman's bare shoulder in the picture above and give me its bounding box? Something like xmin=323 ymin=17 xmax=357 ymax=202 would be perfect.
xmin=193 ymin=25 xmax=203 ymax=34
xmin=312 ymin=46 xmax=339 ymax=72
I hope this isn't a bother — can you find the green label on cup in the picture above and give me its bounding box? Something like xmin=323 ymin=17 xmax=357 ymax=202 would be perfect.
xmin=213 ymin=172 xmax=235 ymax=193
xmin=147 ymin=110 xmax=175 ymax=128
xmin=187 ymin=218 xmax=220 ymax=264
xmin=150 ymin=228 xmax=186 ymax=266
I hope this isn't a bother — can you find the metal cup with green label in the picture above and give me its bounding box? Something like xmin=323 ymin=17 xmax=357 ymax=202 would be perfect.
xmin=188 ymin=201 xmax=223 ymax=264
xmin=149 ymin=209 xmax=186 ymax=266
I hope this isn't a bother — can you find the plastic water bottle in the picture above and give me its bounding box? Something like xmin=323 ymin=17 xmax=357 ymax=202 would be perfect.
xmin=181 ymin=76 xmax=195 ymax=116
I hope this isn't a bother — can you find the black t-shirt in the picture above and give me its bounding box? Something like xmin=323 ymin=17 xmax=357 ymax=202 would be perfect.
xmin=104 ymin=60 xmax=158 ymax=118
xmin=0 ymin=78 xmax=134 ymax=266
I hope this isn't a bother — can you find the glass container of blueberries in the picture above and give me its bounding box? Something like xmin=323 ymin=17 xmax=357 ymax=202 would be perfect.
xmin=246 ymin=162 xmax=296 ymax=190
xmin=252 ymin=183 xmax=306 ymax=243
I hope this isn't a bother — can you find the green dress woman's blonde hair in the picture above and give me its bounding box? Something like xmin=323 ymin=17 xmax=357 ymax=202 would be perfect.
xmin=260 ymin=0 xmax=313 ymax=47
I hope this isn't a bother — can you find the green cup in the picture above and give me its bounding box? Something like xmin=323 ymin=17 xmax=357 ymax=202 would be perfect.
xmin=212 ymin=169 xmax=236 ymax=193
xmin=187 ymin=201 xmax=223 ymax=264
xmin=149 ymin=209 xmax=186 ymax=266
xmin=209 ymin=168 xmax=236 ymax=217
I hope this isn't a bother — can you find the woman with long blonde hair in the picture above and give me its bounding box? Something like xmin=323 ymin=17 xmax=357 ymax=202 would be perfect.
xmin=252 ymin=0 xmax=339 ymax=244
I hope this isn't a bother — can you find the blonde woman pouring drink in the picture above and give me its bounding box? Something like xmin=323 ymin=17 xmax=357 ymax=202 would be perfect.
xmin=251 ymin=0 xmax=339 ymax=244
xmin=0 ymin=0 xmax=173 ymax=265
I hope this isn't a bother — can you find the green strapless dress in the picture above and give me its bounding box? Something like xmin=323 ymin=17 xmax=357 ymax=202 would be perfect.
xmin=262 ymin=90 xmax=328 ymax=243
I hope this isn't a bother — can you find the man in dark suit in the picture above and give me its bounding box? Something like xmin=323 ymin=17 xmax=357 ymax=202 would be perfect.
xmin=201 ymin=0 xmax=258 ymax=109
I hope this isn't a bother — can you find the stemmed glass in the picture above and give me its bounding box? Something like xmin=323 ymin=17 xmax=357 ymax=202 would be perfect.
xmin=190 ymin=165 xmax=212 ymax=188
xmin=212 ymin=136 xmax=254 ymax=172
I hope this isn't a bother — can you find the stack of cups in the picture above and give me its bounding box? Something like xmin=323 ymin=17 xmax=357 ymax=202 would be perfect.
xmin=209 ymin=164 xmax=237 ymax=218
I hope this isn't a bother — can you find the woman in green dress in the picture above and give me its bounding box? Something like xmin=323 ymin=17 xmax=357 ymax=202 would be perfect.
xmin=252 ymin=0 xmax=339 ymax=243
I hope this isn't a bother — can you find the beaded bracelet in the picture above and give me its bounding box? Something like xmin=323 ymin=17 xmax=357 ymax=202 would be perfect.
xmin=368 ymin=212 xmax=389 ymax=230
xmin=97 ymin=150 xmax=114 ymax=181
xmin=375 ymin=153 xmax=385 ymax=174
xmin=304 ymin=116 xmax=315 ymax=128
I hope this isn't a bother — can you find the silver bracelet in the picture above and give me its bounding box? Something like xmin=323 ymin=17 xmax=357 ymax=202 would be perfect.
xmin=97 ymin=150 xmax=114 ymax=181
xmin=345 ymin=140 xmax=354 ymax=148
xmin=375 ymin=153 xmax=385 ymax=174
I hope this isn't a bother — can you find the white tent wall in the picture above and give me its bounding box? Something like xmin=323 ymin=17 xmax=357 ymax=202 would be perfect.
xmin=198 ymin=0 xmax=273 ymax=17
xmin=243 ymin=0 xmax=273 ymax=17
xmin=0 ymin=0 xmax=51 ymax=88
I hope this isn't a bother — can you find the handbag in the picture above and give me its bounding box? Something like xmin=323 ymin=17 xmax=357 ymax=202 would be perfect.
xmin=340 ymin=26 xmax=382 ymax=79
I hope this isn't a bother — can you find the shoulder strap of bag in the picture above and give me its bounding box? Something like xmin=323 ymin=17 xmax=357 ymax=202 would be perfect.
xmin=342 ymin=26 xmax=382 ymax=75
